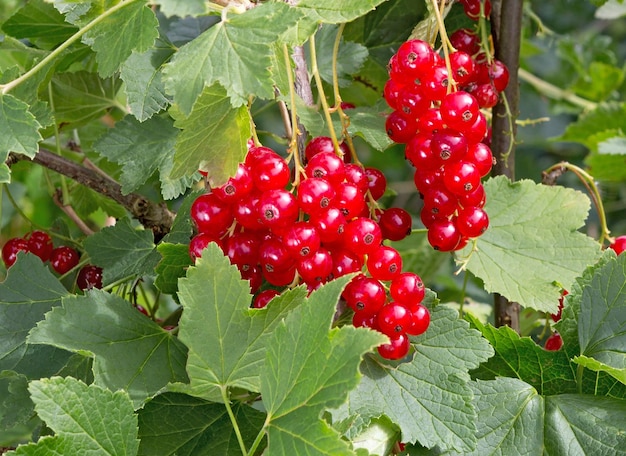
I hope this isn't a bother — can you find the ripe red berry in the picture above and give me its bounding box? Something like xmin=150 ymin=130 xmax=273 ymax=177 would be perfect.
xmin=305 ymin=136 xmax=336 ymax=162
xmin=297 ymin=247 xmax=333 ymax=286
xmin=450 ymin=28 xmax=480 ymax=55
xmin=213 ymin=164 xmax=253 ymax=203
xmin=343 ymin=217 xmax=383 ymax=255
xmin=610 ymin=235 xmax=626 ymax=255
xmin=305 ymin=152 xmax=345 ymax=185
xmin=257 ymin=189 xmax=299 ymax=229
xmin=379 ymin=208 xmax=412 ymax=241
xmin=284 ymin=221 xmax=321 ymax=258
xmin=443 ymin=160 xmax=481 ymax=195
xmin=25 ymin=230 xmax=53 ymax=262
xmin=377 ymin=302 xmax=413 ymax=337
xmin=191 ymin=192 xmax=234 ymax=236
xmin=189 ymin=232 xmax=222 ymax=262
xmin=297 ymin=177 xmax=335 ymax=215
xmin=395 ymin=39 xmax=436 ymax=81
xmin=455 ymin=206 xmax=489 ymax=238
xmin=50 ymin=246 xmax=80 ymax=274
xmin=377 ymin=333 xmax=410 ymax=360
xmin=406 ymin=303 xmax=430 ymax=336
xmin=2 ymin=237 xmax=29 ymax=268
xmin=252 ymin=289 xmax=280 ymax=309
xmin=251 ymin=151 xmax=291 ymax=192
xmin=366 ymin=245 xmax=402 ymax=281
xmin=440 ymin=91 xmax=479 ymax=131
xmin=77 ymin=265 xmax=103 ymax=290
xmin=544 ymin=333 xmax=563 ymax=351
xmin=385 ymin=110 xmax=417 ymax=144
xmin=364 ymin=167 xmax=388 ymax=201
xmin=390 ymin=272 xmax=425 ymax=306
xmin=427 ymin=219 xmax=462 ymax=251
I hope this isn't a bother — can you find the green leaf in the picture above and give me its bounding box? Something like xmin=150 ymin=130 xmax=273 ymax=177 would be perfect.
xmin=574 ymin=355 xmax=626 ymax=385
xmin=68 ymin=184 xmax=126 ymax=219
xmin=332 ymin=305 xmax=494 ymax=453
xmin=468 ymin=314 xmax=579 ymax=395
xmin=346 ymin=102 xmax=394 ymax=151
xmin=83 ymin=218 xmax=161 ymax=285
xmin=137 ymin=392 xmax=265 ymax=456
xmin=544 ymin=394 xmax=626 ymax=455
xmin=170 ymin=84 xmax=250 ymax=185
xmin=83 ymin=1 xmax=158 ymax=78
xmin=7 ymin=376 xmax=139 ymax=455
xmin=390 ymin=232 xmax=449 ymax=283
xmin=0 ymin=370 xmax=39 ymax=447
xmin=0 ymin=93 xmax=42 ymax=182
xmin=458 ymin=176 xmax=602 ymax=313
xmin=161 ymin=190 xmax=200 ymax=245
xmin=155 ymin=0 xmax=207 ymax=18
xmin=154 ymin=242 xmax=192 ymax=296
xmin=315 ymin=25 xmax=368 ymax=88
xmin=177 ymin=242 xmax=307 ymax=400
xmin=446 ymin=378 xmax=544 ymax=456
xmin=120 ymin=44 xmax=173 ymax=122
xmin=261 ymin=275 xmax=385 ymax=455
xmin=93 ymin=115 xmax=195 ymax=200
xmin=558 ymin=102 xmax=626 ymax=149
xmin=0 ymin=254 xmax=71 ymax=379
xmin=574 ymin=252 xmax=626 ymax=383
xmin=296 ymin=0 xmax=390 ymax=24
xmin=162 ymin=2 xmax=303 ymax=113
xmin=571 ymin=61 xmax=625 ymax=101
xmin=1 ymin=0 xmax=77 ymax=49
xmin=28 ymin=290 xmax=188 ymax=407
xmin=46 ymin=71 xmax=123 ymax=127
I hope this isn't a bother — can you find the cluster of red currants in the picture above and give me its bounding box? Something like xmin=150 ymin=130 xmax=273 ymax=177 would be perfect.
xmin=1 ymin=230 xmax=102 ymax=290
xmin=190 ymin=137 xmax=427 ymax=359
xmin=384 ymin=29 xmax=508 ymax=251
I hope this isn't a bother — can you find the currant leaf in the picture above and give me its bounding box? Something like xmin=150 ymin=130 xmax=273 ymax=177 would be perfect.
xmin=458 ymin=176 xmax=602 ymax=313
xmin=169 ymin=84 xmax=250 ymax=185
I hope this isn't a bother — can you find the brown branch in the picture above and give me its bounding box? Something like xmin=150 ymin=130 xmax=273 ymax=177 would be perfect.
xmin=8 ymin=149 xmax=174 ymax=242
xmin=490 ymin=0 xmax=524 ymax=331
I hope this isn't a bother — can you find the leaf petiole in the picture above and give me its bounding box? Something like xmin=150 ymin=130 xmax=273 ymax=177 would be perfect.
xmin=221 ymin=385 xmax=249 ymax=456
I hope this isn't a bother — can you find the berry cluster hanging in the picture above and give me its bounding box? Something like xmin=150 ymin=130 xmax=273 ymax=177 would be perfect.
xmin=190 ymin=137 xmax=428 ymax=360
xmin=384 ymin=1 xmax=508 ymax=251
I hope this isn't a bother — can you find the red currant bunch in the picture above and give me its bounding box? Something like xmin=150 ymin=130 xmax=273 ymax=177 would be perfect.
xmin=191 ymin=137 xmax=428 ymax=360
xmin=384 ymin=32 xmax=508 ymax=251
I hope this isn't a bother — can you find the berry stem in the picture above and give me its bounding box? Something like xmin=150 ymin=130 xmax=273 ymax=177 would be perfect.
xmin=542 ymin=161 xmax=613 ymax=245
xmin=220 ymin=386 xmax=249 ymax=456
xmin=308 ymin=34 xmax=342 ymax=157
xmin=429 ymin=0 xmax=457 ymax=92
xmin=282 ymin=44 xmax=304 ymax=187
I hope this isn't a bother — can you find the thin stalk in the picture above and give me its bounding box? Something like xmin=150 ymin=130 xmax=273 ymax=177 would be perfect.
xmin=309 ymin=35 xmax=341 ymax=156
xmin=543 ymin=162 xmax=612 ymax=244
xmin=518 ymin=68 xmax=597 ymax=111
xmin=282 ymin=44 xmax=304 ymax=186
xmin=247 ymin=415 xmax=270 ymax=456
xmin=458 ymin=270 xmax=469 ymax=318
xmin=3 ymin=183 xmax=38 ymax=231
xmin=576 ymin=363 xmax=584 ymax=394
xmin=221 ymin=386 xmax=248 ymax=456
xmin=0 ymin=0 xmax=141 ymax=94
xmin=430 ymin=0 xmax=456 ymax=91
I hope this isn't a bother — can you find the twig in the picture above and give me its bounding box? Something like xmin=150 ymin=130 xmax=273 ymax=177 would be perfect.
xmin=7 ymin=149 xmax=174 ymax=241
xmin=52 ymin=189 xmax=95 ymax=236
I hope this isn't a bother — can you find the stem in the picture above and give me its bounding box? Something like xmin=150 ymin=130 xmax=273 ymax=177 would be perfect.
xmin=458 ymin=270 xmax=469 ymax=318
xmin=430 ymin=0 xmax=456 ymax=91
xmin=47 ymin=83 xmax=71 ymax=204
xmin=221 ymin=386 xmax=248 ymax=456
xmin=0 ymin=0 xmax=141 ymax=94
xmin=576 ymin=363 xmax=584 ymax=394
xmin=7 ymin=149 xmax=174 ymax=241
xmin=282 ymin=44 xmax=304 ymax=186
xmin=543 ymin=162 xmax=612 ymax=244
xmin=518 ymin=68 xmax=597 ymax=111
xmin=309 ymin=35 xmax=341 ymax=156
xmin=247 ymin=415 xmax=270 ymax=456
xmin=491 ymin=0 xmax=523 ymax=331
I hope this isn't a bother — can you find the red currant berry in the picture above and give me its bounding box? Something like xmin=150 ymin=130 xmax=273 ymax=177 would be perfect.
xmin=443 ymin=160 xmax=481 ymax=195
xmin=365 ymin=167 xmax=388 ymax=201
xmin=456 ymin=206 xmax=489 ymax=238
xmin=2 ymin=237 xmax=30 ymax=268
xmin=422 ymin=187 xmax=459 ymax=219
xmin=440 ymin=91 xmax=479 ymax=131
xmin=284 ymin=221 xmax=321 ymax=258
xmin=458 ymin=183 xmax=486 ymax=208
xmin=390 ymin=272 xmax=425 ymax=306
xmin=397 ymin=84 xmax=430 ymax=119
xmin=474 ymin=83 xmax=499 ymax=108
xmin=191 ymin=192 xmax=234 ymax=236
xmin=263 ymin=264 xmax=296 ymax=287
xmin=189 ymin=232 xmax=222 ymax=262
xmin=449 ymin=51 xmax=476 ymax=85
xmin=25 ymin=230 xmax=53 ymax=262
xmin=464 ymin=112 xmax=488 ymax=144
xmin=416 ymin=108 xmax=445 ymax=134
xmin=427 ymin=219 xmax=462 ymax=251
xmin=405 ymin=133 xmax=437 ymax=171
xmin=226 ymin=231 xmax=262 ymax=267
xmin=489 ymin=59 xmax=510 ymax=92
xmin=383 ymin=78 xmax=405 ymax=110
xmin=213 ymin=164 xmax=253 ymax=203
xmin=377 ymin=333 xmax=410 ymax=360
xmin=305 ymin=152 xmax=345 ymax=185
xmin=305 ymin=136 xmax=335 ymax=162
xmin=241 ymin=264 xmax=263 ymax=294
xmin=251 ymin=151 xmax=291 ymax=192
xmin=610 ymin=235 xmax=626 ymax=255
xmin=450 ymin=28 xmax=480 ymax=55
xmin=309 ymin=206 xmax=347 ymax=243
xmin=297 ymin=247 xmax=333 ymax=285
xmin=421 ymin=65 xmax=449 ymax=101
xmin=379 ymin=208 xmax=412 ymax=241
xmin=259 ymin=236 xmax=295 ymax=274
xmin=413 ymin=168 xmax=444 ymax=197
xmin=386 ymin=110 xmax=417 ymax=144
xmin=77 ymin=265 xmax=103 ymax=290
xmin=461 ymin=0 xmax=491 ymax=20
xmin=431 ymin=129 xmax=468 ymax=165
xmin=245 ymin=146 xmax=273 ymax=167
xmin=352 ymin=311 xmax=379 ymax=330
xmin=257 ymin=189 xmax=299 ymax=229
xmin=50 ymin=246 xmax=80 ymax=274
xmin=297 ymin=177 xmax=335 ymax=215
xmin=331 ymin=249 xmax=363 ymax=279
xmin=377 ymin=302 xmax=413 ymax=337
xmin=406 ymin=303 xmax=430 ymax=336
xmin=233 ymin=193 xmax=264 ymax=231
xmin=395 ymin=39 xmax=436 ymax=81
xmin=252 ymin=289 xmax=280 ymax=309
xmin=343 ymin=217 xmax=383 ymax=255
xmin=344 ymin=164 xmax=369 ymax=193
xmin=335 ymin=182 xmax=366 ymax=220
xmin=366 ymin=245 xmax=402 ymax=281
xmin=544 ymin=333 xmax=563 ymax=351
